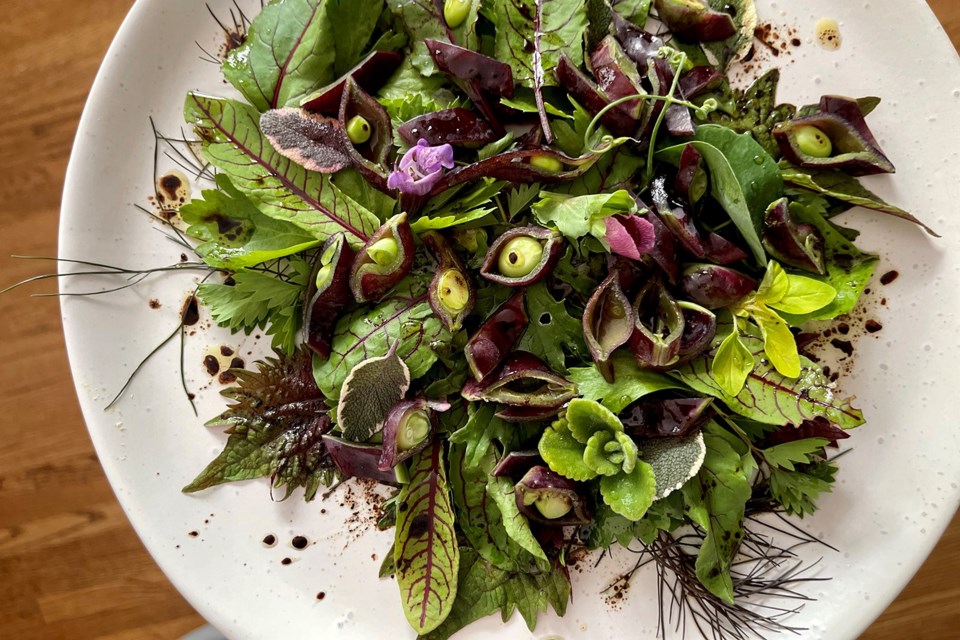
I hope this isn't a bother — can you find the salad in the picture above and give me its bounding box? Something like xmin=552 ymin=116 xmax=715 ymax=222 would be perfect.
xmin=154 ymin=0 xmax=935 ymax=637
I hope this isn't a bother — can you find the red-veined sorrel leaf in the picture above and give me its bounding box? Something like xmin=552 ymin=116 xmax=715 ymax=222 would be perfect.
xmin=394 ymin=442 xmax=460 ymax=634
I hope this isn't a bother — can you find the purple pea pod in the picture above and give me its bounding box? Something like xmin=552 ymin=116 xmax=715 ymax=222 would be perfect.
xmin=612 ymin=13 xmax=664 ymax=73
xmin=461 ymin=351 xmax=578 ymax=408
xmin=480 ymin=226 xmax=564 ymax=287
xmin=677 ymin=300 xmax=717 ymax=362
xmin=583 ymin=272 xmax=636 ymax=382
xmin=426 ymin=39 xmax=513 ymax=134
xmin=630 ymin=280 xmax=685 ymax=370
xmin=555 ymin=55 xmax=639 ymax=138
xmin=338 ymin=77 xmax=393 ymax=189
xmin=773 ymin=95 xmax=895 ymax=176
xmin=377 ymin=398 xmax=450 ymax=471
xmin=621 ymin=397 xmax=715 ymax=437
xmin=650 ymin=175 xmax=704 ymax=256
xmin=465 ymin=290 xmax=528 ymax=381
xmin=422 ymin=231 xmax=475 ymax=332
xmin=653 ymin=0 xmax=737 ymax=42
xmin=322 ymin=435 xmax=406 ymax=484
xmin=496 ymin=404 xmax=564 ymax=423
xmin=590 ymin=36 xmax=647 ymax=119
xmin=762 ymin=197 xmax=826 ymax=275
xmin=515 ymin=465 xmax=592 ymax=525
xmin=680 ymin=264 xmax=757 ymax=309
xmin=674 ymin=145 xmax=708 ymax=205
xmin=350 ymin=213 xmax=416 ymax=303
xmin=678 ymin=66 xmax=724 ymax=99
xmin=397 ymin=108 xmax=499 ymax=148
xmin=300 ymin=50 xmax=403 ymax=113
xmin=492 ymin=450 xmax=544 ymax=478
xmin=304 ymin=234 xmax=356 ymax=359
xmin=635 ymin=198 xmax=681 ymax=282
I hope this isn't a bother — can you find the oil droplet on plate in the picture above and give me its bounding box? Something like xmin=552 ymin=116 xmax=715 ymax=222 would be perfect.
xmin=815 ymin=18 xmax=842 ymax=51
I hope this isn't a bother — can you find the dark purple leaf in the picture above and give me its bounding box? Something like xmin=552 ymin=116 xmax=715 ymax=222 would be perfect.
xmin=679 ymin=65 xmax=724 ymax=99
xmin=465 ymin=290 xmax=528 ymax=381
xmin=590 ymin=36 xmax=646 ymax=118
xmin=492 ymin=450 xmax=544 ymax=477
xmin=765 ymin=416 xmax=851 ymax=448
xmin=323 ymin=434 xmax=404 ymax=484
xmin=304 ymin=234 xmax=355 ymax=360
xmin=613 ymin=13 xmax=664 ymax=73
xmin=621 ymin=397 xmax=715 ymax=437
xmin=604 ymin=213 xmax=656 ymax=260
xmin=300 ymin=50 xmax=404 ymax=113
xmin=677 ymin=301 xmax=717 ymax=362
xmin=653 ymin=0 xmax=736 ymax=41
xmin=630 ymin=280 xmax=685 ymax=370
xmin=398 ymin=108 xmax=499 ymax=148
xmin=427 ymin=38 xmax=512 ymax=133
xmin=762 ymin=197 xmax=826 ymax=274
xmin=674 ymin=144 xmax=707 ymax=204
xmin=555 ymin=54 xmax=638 ymax=137
xmin=496 ymin=404 xmax=565 ymax=423
xmin=339 ymin=77 xmax=392 ymax=190
xmin=680 ymin=264 xmax=757 ymax=309
xmin=583 ymin=272 xmax=636 ymax=381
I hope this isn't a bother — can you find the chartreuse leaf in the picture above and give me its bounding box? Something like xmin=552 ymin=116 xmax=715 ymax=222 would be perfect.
xmin=418 ymin=548 xmax=570 ymax=640
xmin=517 ymin=283 xmax=588 ymax=371
xmin=599 ymin=461 xmax=656 ymax=521
xmin=749 ymin=303 xmax=800 ymax=378
xmin=568 ymin=355 xmax=684 ymax=413
xmin=538 ymin=419 xmax=597 ymax=481
xmin=198 ymin=257 xmax=311 ymax=356
xmin=313 ymin=276 xmax=449 ymax=399
xmin=181 ymin=174 xmax=320 ymax=269
xmin=755 ymin=260 xmax=789 ymax=305
xmin=185 ymin=94 xmax=380 ymax=250
xmin=770 ymin=274 xmax=837 ymax=315
xmin=761 ymin=438 xmax=830 ymax=471
xmin=675 ymin=328 xmax=866 ymax=428
xmin=395 ymin=443 xmax=459 ymax=634
xmin=658 ymin=125 xmax=783 ymax=264
xmin=487 ymin=476 xmax=548 ymax=563
xmin=222 ymin=0 xmax=336 ymax=110
xmin=491 ymin=0 xmax=588 ymax=86
xmin=711 ymin=327 xmax=754 ymax=397
xmin=638 ymin=432 xmax=707 ymax=500
xmin=410 ymin=208 xmax=494 ymax=233
xmin=531 ymin=189 xmax=636 ymax=243
xmin=182 ymin=349 xmax=336 ymax=501
xmin=327 ymin=0 xmax=384 ymax=75
xmin=337 ymin=344 xmax=410 ymax=441
xmin=387 ymin=0 xmax=481 ymax=74
xmin=682 ymin=422 xmax=752 ymax=603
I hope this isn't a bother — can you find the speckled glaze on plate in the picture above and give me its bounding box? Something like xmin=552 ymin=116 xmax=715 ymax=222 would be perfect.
xmin=59 ymin=2 xmax=960 ymax=638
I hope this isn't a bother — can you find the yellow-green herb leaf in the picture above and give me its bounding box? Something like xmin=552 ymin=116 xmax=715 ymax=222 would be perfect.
xmin=768 ymin=274 xmax=837 ymax=316
xmin=711 ymin=329 xmax=754 ymax=396
xmin=751 ymin=304 xmax=801 ymax=378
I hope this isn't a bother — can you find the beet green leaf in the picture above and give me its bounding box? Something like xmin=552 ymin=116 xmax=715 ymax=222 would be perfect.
xmin=387 ymin=0 xmax=482 ymax=74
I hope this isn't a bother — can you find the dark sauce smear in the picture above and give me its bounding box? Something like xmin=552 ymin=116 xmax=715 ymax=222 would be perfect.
xmin=219 ymin=370 xmax=238 ymax=385
xmin=220 ymin=345 xmax=235 ymax=357
xmin=262 ymin=534 xmax=277 ymax=547
xmin=865 ymin=319 xmax=883 ymax=333
xmin=149 ymin=299 xmax=161 ymax=309
xmin=830 ymin=338 xmax=854 ymax=357
xmin=181 ymin=295 xmax=200 ymax=326
xmin=188 ymin=530 xmax=199 ymax=537
xmin=203 ymin=355 xmax=221 ymax=376
xmin=880 ymin=270 xmax=900 ymax=285
xmin=281 ymin=557 xmax=293 ymax=566
xmin=292 ymin=535 xmax=309 ymax=550
xmin=316 ymin=592 xmax=326 ymax=600
xmin=158 ymin=174 xmax=183 ymax=202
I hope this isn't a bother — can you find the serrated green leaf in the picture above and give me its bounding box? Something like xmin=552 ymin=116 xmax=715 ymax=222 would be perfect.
xmin=395 ymin=443 xmax=459 ymax=634
xmin=487 ymin=477 xmax=548 ymax=563
xmin=222 ymin=0 xmax=336 ymax=111
xmin=599 ymin=460 xmax=656 ymax=521
xmin=761 ymin=438 xmax=830 ymax=471
xmin=186 ymin=94 xmax=380 ymax=249
xmin=568 ymin=354 xmax=684 ymax=412
xmin=516 ymin=283 xmax=588 ymax=371
xmin=768 ymin=459 xmax=837 ymax=517
xmin=448 ymin=403 xmax=516 ymax=469
xmin=410 ymin=208 xmax=494 ymax=233
xmin=704 ymin=69 xmax=796 ymax=158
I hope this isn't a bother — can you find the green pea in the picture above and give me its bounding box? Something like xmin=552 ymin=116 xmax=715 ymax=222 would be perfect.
xmin=397 ymin=411 xmax=431 ymax=451
xmin=443 ymin=0 xmax=472 ymax=29
xmin=346 ymin=115 xmax=372 ymax=144
xmin=534 ymin=493 xmax=573 ymax=520
xmin=794 ymin=125 xmax=833 ymax=158
xmin=529 ymin=154 xmax=564 ymax=173
xmin=437 ymin=269 xmax=470 ymax=313
xmin=497 ymin=236 xmax=543 ymax=278
xmin=367 ymin=237 xmax=399 ymax=267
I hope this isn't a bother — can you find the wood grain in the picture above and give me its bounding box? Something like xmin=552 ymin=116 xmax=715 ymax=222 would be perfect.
xmin=0 ymin=1 xmax=956 ymax=638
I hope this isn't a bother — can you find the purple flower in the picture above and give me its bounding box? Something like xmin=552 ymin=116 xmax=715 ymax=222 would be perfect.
xmin=387 ymin=139 xmax=455 ymax=195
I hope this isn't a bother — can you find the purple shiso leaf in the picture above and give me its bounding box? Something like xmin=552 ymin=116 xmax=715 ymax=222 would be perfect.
xmin=426 ymin=38 xmax=513 ymax=134
xmin=604 ymin=213 xmax=656 ymax=260
xmin=677 ymin=300 xmax=717 ymax=362
xmin=422 ymin=230 xmax=475 ymax=331
xmin=349 ymin=213 xmax=417 ymax=302
xmin=678 ymin=66 xmax=724 ymax=99
xmin=590 ymin=36 xmax=647 ymax=119
xmin=621 ymin=397 xmax=715 ymax=437
xmin=680 ymin=263 xmax=757 ymax=309
xmin=480 ymin=226 xmax=564 ymax=287
xmin=612 ymin=13 xmax=664 ymax=74
xmin=378 ymin=398 xmax=450 ymax=471
xmin=653 ymin=0 xmax=737 ymax=42
xmin=387 ymin=139 xmax=455 ymax=196
xmin=555 ymin=54 xmax=639 ymax=138
xmin=322 ymin=434 xmax=404 ymax=484
xmin=338 ymin=77 xmax=393 ymax=190
xmin=461 ymin=351 xmax=578 ymax=408
xmin=304 ymin=234 xmax=355 ymax=360
xmin=774 ymin=95 xmax=896 ymax=176
xmin=397 ymin=108 xmax=499 ymax=148
xmin=496 ymin=404 xmax=565 ymax=423
xmin=491 ymin=450 xmax=544 ymax=478
xmin=465 ymin=290 xmax=528 ymax=381
xmin=583 ymin=272 xmax=636 ymax=382
xmin=762 ymin=197 xmax=826 ymax=275
xmin=300 ymin=50 xmax=403 ymax=113
xmin=514 ymin=465 xmax=592 ymax=525
xmin=260 ymin=108 xmax=353 ymax=174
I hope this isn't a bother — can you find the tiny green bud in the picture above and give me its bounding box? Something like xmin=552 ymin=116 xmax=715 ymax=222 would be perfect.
xmin=497 ymin=236 xmax=544 ymax=278
xmin=794 ymin=125 xmax=833 ymax=158
xmin=396 ymin=411 xmax=431 ymax=451
xmin=534 ymin=493 xmax=573 ymax=520
xmin=443 ymin=0 xmax=472 ymax=28
xmin=367 ymin=237 xmax=399 ymax=267
xmin=529 ymin=154 xmax=564 ymax=173
xmin=437 ymin=269 xmax=470 ymax=313
xmin=346 ymin=115 xmax=372 ymax=144
xmin=315 ymin=263 xmax=333 ymax=289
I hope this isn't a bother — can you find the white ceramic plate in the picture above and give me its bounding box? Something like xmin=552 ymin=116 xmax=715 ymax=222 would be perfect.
xmin=60 ymin=2 xmax=960 ymax=638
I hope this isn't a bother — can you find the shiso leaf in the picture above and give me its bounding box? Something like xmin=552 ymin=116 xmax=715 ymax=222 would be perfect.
xmin=761 ymin=438 xmax=830 ymax=472
xmin=395 ymin=442 xmax=460 ymax=634
xmin=568 ymin=354 xmax=685 ymax=413
xmin=337 ymin=342 xmax=411 ymax=442
xmin=637 ymin=432 xmax=706 ymax=499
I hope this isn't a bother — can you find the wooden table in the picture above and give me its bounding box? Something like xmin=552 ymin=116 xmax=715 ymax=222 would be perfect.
xmin=0 ymin=2 xmax=957 ymax=638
